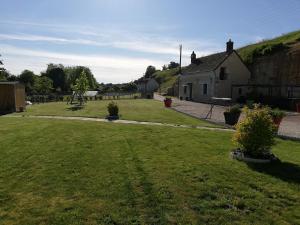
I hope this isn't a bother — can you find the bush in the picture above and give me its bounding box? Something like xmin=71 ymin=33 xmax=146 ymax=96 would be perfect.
xmin=269 ymin=108 xmax=286 ymax=119
xmin=107 ymin=101 xmax=119 ymax=116
xmin=233 ymin=105 xmax=277 ymax=158
xmin=226 ymin=104 xmax=241 ymax=114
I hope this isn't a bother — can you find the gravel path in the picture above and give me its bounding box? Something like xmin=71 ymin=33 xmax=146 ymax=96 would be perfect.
xmin=154 ymin=93 xmax=300 ymax=140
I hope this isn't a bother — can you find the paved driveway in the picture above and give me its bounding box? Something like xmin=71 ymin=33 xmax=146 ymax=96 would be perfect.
xmin=155 ymin=94 xmax=300 ymax=140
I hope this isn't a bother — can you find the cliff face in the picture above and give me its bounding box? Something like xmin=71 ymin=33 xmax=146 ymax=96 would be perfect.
xmin=250 ymin=43 xmax=300 ymax=86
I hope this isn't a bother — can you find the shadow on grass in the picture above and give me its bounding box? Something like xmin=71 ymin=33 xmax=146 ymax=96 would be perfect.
xmin=67 ymin=105 xmax=84 ymax=111
xmin=247 ymin=161 xmax=300 ymax=184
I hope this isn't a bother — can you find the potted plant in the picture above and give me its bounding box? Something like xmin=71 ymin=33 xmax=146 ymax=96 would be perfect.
xmin=224 ymin=104 xmax=241 ymax=125
xmin=164 ymin=97 xmax=172 ymax=108
xmin=106 ymin=101 xmax=119 ymax=120
xmin=269 ymin=108 xmax=286 ymax=126
xmin=232 ymin=105 xmax=278 ymax=162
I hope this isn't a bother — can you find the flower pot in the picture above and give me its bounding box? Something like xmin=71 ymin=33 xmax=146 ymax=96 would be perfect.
xmin=296 ymin=103 xmax=300 ymax=113
xmin=164 ymin=98 xmax=172 ymax=108
xmin=224 ymin=112 xmax=241 ymax=125
xmin=272 ymin=116 xmax=283 ymax=126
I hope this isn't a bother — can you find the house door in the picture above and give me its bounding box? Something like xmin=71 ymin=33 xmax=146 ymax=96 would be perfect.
xmin=188 ymin=83 xmax=193 ymax=100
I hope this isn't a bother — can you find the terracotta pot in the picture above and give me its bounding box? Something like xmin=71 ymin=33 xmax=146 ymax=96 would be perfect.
xmin=296 ymin=103 xmax=300 ymax=113
xmin=272 ymin=116 xmax=283 ymax=126
xmin=164 ymin=98 xmax=172 ymax=108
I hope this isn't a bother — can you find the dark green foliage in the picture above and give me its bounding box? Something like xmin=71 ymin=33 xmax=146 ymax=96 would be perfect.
xmin=145 ymin=65 xmax=157 ymax=78
xmin=19 ymin=70 xmax=37 ymax=94
xmin=226 ymin=104 xmax=242 ymax=114
xmin=168 ymin=61 xmax=180 ymax=69
xmin=107 ymin=101 xmax=119 ymax=116
xmin=269 ymin=108 xmax=286 ymax=119
xmin=45 ymin=64 xmax=66 ymax=91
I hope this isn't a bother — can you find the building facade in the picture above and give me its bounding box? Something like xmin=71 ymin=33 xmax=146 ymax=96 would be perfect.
xmin=179 ymin=40 xmax=251 ymax=102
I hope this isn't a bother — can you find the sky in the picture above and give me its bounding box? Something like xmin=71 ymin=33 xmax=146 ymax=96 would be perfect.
xmin=1 ymin=0 xmax=300 ymax=83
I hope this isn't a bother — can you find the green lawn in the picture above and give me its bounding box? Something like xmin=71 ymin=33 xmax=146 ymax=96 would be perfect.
xmin=18 ymin=99 xmax=216 ymax=127
xmin=0 ymin=117 xmax=299 ymax=224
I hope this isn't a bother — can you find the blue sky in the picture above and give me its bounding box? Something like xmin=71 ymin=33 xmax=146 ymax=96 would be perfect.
xmin=1 ymin=0 xmax=300 ymax=83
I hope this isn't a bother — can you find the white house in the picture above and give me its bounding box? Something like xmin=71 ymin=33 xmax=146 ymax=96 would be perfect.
xmin=179 ymin=40 xmax=251 ymax=102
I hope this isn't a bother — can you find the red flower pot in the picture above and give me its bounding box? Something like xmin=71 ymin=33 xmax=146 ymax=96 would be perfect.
xmin=296 ymin=103 xmax=300 ymax=113
xmin=164 ymin=98 xmax=172 ymax=108
xmin=273 ymin=117 xmax=283 ymax=126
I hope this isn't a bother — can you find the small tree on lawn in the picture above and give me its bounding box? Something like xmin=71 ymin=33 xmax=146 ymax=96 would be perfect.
xmin=71 ymin=71 xmax=89 ymax=105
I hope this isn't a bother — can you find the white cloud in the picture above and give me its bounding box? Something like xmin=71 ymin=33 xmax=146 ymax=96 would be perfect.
xmin=0 ymin=44 xmax=166 ymax=83
xmin=0 ymin=20 xmax=223 ymax=82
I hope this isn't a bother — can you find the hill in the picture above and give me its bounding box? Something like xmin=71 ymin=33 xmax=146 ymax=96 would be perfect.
xmin=152 ymin=30 xmax=300 ymax=94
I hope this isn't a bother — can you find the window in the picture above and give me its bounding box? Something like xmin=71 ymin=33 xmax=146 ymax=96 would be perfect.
xmin=219 ymin=67 xmax=227 ymax=80
xmin=238 ymin=88 xmax=242 ymax=95
xmin=183 ymin=85 xmax=187 ymax=94
xmin=203 ymin=84 xmax=208 ymax=95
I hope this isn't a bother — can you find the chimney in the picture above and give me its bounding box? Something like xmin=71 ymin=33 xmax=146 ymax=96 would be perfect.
xmin=226 ymin=39 xmax=234 ymax=53
xmin=191 ymin=51 xmax=196 ymax=64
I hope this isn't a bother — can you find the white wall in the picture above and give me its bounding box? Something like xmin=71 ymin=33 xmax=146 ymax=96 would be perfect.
xmin=214 ymin=52 xmax=251 ymax=100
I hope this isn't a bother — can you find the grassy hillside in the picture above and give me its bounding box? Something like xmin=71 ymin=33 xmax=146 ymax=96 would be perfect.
xmin=152 ymin=67 xmax=181 ymax=93
xmin=152 ymin=30 xmax=300 ymax=94
xmin=238 ymin=30 xmax=300 ymax=64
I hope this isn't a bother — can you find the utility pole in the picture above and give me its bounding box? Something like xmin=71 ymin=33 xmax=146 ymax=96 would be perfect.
xmin=178 ymin=44 xmax=182 ymax=99
xmin=179 ymin=44 xmax=182 ymax=74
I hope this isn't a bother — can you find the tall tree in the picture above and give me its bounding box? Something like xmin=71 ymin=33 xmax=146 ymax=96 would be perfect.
xmin=19 ymin=70 xmax=36 ymax=94
xmin=145 ymin=65 xmax=156 ymax=78
xmin=45 ymin=64 xmax=66 ymax=92
xmin=0 ymin=54 xmax=8 ymax=81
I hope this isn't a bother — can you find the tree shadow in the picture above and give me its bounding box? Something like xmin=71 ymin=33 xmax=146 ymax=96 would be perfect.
xmin=67 ymin=105 xmax=84 ymax=111
xmin=247 ymin=161 xmax=300 ymax=184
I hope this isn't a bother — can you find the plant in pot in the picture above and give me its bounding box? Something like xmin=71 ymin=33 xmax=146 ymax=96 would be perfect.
xmin=107 ymin=101 xmax=119 ymax=120
xmin=232 ymin=105 xmax=278 ymax=162
xmin=164 ymin=97 xmax=172 ymax=108
xmin=224 ymin=104 xmax=241 ymax=125
xmin=268 ymin=108 xmax=286 ymax=127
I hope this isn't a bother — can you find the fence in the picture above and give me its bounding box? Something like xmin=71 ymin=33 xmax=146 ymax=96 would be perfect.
xmin=26 ymin=92 xmax=141 ymax=104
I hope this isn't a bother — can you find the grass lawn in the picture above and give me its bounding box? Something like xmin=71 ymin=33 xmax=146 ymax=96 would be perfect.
xmin=17 ymin=99 xmax=216 ymax=127
xmin=0 ymin=117 xmax=299 ymax=224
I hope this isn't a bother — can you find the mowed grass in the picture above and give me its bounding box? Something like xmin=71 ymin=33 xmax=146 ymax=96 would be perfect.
xmin=0 ymin=117 xmax=299 ymax=224
xmin=17 ymin=99 xmax=216 ymax=127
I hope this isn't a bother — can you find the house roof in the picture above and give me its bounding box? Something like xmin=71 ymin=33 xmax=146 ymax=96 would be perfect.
xmin=182 ymin=51 xmax=234 ymax=75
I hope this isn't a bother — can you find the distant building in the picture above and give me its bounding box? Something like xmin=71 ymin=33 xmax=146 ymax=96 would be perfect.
xmin=137 ymin=78 xmax=159 ymax=98
xmin=179 ymin=40 xmax=251 ymax=102
xmin=0 ymin=82 xmax=26 ymax=113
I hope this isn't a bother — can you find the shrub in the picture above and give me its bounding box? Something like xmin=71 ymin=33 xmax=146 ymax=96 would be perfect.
xmin=269 ymin=108 xmax=286 ymax=119
xmin=107 ymin=101 xmax=119 ymax=116
xmin=226 ymin=104 xmax=241 ymax=114
xmin=233 ymin=105 xmax=277 ymax=158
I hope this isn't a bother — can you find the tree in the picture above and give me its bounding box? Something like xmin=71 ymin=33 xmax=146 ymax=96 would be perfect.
xmin=168 ymin=61 xmax=180 ymax=69
xmin=34 ymin=76 xmax=53 ymax=95
xmin=121 ymin=82 xmax=137 ymax=92
xmin=0 ymin=54 xmax=8 ymax=81
xmin=71 ymin=71 xmax=89 ymax=105
xmin=45 ymin=64 xmax=66 ymax=92
xmin=19 ymin=70 xmax=36 ymax=94
xmin=64 ymin=66 xmax=97 ymax=91
xmin=145 ymin=65 xmax=156 ymax=78
xmin=162 ymin=65 xmax=167 ymax=71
